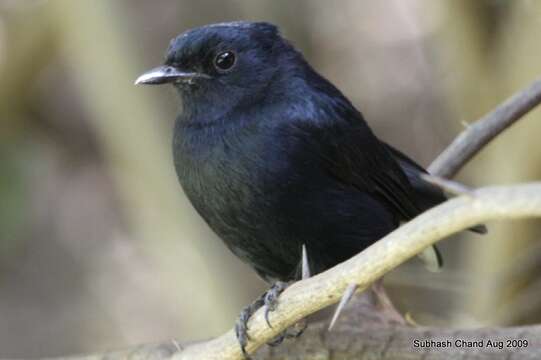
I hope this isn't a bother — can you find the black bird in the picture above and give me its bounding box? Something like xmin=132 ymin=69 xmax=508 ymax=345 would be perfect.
xmin=136 ymin=21 xmax=484 ymax=354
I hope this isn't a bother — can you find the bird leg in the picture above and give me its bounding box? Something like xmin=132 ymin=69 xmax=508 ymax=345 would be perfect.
xmin=235 ymin=245 xmax=312 ymax=356
xmin=235 ymin=294 xmax=265 ymax=357
xmin=263 ymin=281 xmax=288 ymax=327
xmin=266 ymin=243 xmax=312 ymax=346
xmin=235 ymin=281 xmax=290 ymax=356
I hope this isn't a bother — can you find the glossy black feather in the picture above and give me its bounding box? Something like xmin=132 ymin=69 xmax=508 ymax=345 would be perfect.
xmin=157 ymin=21 xmax=478 ymax=282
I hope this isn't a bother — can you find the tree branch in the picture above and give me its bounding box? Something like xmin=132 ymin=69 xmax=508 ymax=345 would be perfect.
xmin=69 ymin=294 xmax=541 ymax=360
xmin=259 ymin=306 xmax=541 ymax=360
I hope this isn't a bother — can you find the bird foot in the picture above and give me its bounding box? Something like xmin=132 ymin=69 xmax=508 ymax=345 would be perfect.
xmin=235 ymin=295 xmax=265 ymax=358
xmin=266 ymin=319 xmax=307 ymax=346
xmin=263 ymin=281 xmax=288 ymax=327
xmin=235 ymin=281 xmax=289 ymax=357
xmin=235 ymin=245 xmax=311 ymax=357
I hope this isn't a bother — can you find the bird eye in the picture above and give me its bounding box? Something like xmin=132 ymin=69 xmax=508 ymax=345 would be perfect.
xmin=213 ymin=51 xmax=236 ymax=72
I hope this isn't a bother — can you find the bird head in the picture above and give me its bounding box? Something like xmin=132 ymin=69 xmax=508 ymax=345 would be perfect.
xmin=135 ymin=21 xmax=302 ymax=118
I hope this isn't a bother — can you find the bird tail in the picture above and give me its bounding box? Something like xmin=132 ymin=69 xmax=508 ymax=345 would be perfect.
xmin=418 ymin=245 xmax=443 ymax=272
xmin=469 ymin=224 xmax=488 ymax=234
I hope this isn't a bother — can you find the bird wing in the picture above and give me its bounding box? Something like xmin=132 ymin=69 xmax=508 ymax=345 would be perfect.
xmin=292 ymin=119 xmax=422 ymax=221
xmin=383 ymin=143 xmax=447 ymax=212
xmin=289 ymin=118 xmax=444 ymax=271
xmin=384 ymin=143 xmax=487 ymax=234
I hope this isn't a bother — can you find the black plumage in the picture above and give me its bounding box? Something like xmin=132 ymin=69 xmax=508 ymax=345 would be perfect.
xmin=163 ymin=21 xmax=443 ymax=279
xmin=135 ymin=21 xmax=483 ymax=350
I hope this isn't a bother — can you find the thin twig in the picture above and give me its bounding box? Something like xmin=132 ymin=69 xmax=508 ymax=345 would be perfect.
xmin=421 ymin=174 xmax=474 ymax=197
xmin=429 ymin=78 xmax=541 ymax=178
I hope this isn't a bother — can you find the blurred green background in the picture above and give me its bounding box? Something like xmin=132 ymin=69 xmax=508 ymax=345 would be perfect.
xmin=1 ymin=0 xmax=540 ymax=357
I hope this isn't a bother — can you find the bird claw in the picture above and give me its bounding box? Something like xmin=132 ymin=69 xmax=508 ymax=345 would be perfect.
xmin=235 ymin=245 xmax=310 ymax=356
xmin=264 ymin=277 xmax=307 ymax=347
xmin=263 ymin=281 xmax=288 ymax=328
xmin=235 ymin=295 xmax=265 ymax=357
xmin=266 ymin=319 xmax=307 ymax=347
xmin=235 ymin=321 xmax=249 ymax=358
xmin=235 ymin=281 xmax=288 ymax=357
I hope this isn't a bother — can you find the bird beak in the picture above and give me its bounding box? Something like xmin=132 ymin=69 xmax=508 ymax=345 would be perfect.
xmin=134 ymin=65 xmax=209 ymax=85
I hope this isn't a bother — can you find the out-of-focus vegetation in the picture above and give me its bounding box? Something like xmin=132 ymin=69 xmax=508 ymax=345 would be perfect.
xmin=0 ymin=0 xmax=540 ymax=357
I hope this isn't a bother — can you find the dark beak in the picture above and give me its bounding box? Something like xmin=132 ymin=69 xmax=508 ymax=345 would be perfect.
xmin=134 ymin=65 xmax=209 ymax=85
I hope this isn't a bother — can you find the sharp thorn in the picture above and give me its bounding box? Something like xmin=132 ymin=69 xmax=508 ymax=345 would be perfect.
xmin=302 ymin=244 xmax=311 ymax=280
xmin=328 ymin=283 xmax=358 ymax=331
xmin=171 ymin=339 xmax=183 ymax=352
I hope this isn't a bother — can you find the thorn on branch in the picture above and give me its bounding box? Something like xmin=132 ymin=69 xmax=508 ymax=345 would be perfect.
xmin=302 ymin=244 xmax=310 ymax=280
xmin=171 ymin=339 xmax=183 ymax=352
xmin=328 ymin=283 xmax=358 ymax=331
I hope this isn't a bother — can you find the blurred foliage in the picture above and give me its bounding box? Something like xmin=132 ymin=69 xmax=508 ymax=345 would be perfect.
xmin=0 ymin=0 xmax=540 ymax=357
